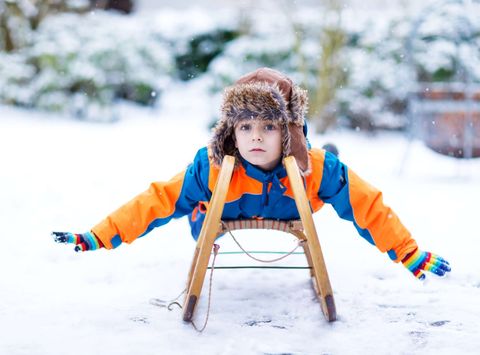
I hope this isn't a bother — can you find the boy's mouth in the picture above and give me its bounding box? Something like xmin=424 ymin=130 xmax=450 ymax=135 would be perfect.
xmin=250 ymin=148 xmax=266 ymax=152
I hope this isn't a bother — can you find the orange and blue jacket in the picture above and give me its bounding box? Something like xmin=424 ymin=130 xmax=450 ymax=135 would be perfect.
xmin=92 ymin=147 xmax=417 ymax=262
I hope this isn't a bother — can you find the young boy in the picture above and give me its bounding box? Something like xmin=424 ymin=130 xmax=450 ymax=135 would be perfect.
xmin=53 ymin=67 xmax=450 ymax=281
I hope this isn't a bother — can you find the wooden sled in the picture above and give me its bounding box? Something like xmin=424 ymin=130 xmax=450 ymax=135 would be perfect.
xmin=182 ymin=155 xmax=336 ymax=323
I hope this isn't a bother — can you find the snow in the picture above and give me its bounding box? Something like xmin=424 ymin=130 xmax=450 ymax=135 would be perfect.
xmin=1 ymin=77 xmax=480 ymax=354
xmin=149 ymin=7 xmax=238 ymax=42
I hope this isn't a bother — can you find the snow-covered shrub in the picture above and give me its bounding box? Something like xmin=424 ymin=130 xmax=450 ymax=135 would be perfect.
xmin=174 ymin=29 xmax=240 ymax=81
xmin=208 ymin=35 xmax=297 ymax=89
xmin=207 ymin=6 xmax=329 ymax=91
xmin=0 ymin=6 xmax=243 ymax=120
xmin=0 ymin=11 xmax=172 ymax=120
xmin=411 ymin=1 xmax=480 ymax=83
xmin=338 ymin=2 xmax=480 ymax=131
xmin=0 ymin=0 xmax=91 ymax=52
xmin=0 ymin=52 xmax=36 ymax=106
xmin=337 ymin=13 xmax=412 ymax=130
xmin=148 ymin=8 xmax=241 ymax=81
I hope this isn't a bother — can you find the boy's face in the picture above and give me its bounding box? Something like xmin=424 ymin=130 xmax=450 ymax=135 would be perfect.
xmin=234 ymin=119 xmax=283 ymax=171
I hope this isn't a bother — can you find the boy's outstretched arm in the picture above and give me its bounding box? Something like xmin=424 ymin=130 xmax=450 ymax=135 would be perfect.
xmin=316 ymin=150 xmax=451 ymax=280
xmin=52 ymin=148 xmax=211 ymax=252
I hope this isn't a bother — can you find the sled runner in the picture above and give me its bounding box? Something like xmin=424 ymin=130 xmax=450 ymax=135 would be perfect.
xmin=182 ymin=155 xmax=336 ymax=323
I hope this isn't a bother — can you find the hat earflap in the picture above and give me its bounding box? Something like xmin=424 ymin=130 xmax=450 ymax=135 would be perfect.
xmin=286 ymin=123 xmax=311 ymax=175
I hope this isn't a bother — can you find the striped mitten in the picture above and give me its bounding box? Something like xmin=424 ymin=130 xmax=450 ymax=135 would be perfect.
xmin=52 ymin=231 xmax=104 ymax=252
xmin=402 ymin=248 xmax=451 ymax=280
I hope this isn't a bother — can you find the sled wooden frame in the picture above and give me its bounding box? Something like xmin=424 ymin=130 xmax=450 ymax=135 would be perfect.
xmin=182 ymin=155 xmax=336 ymax=323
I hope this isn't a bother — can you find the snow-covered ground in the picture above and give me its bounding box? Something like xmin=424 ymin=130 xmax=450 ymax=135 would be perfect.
xmin=1 ymin=81 xmax=479 ymax=354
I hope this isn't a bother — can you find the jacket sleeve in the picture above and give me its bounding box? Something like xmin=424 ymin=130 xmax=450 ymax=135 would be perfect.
xmin=318 ymin=151 xmax=417 ymax=262
xmin=91 ymin=148 xmax=211 ymax=249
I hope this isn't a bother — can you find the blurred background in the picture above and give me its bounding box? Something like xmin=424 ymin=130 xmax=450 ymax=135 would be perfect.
xmin=1 ymin=0 xmax=479 ymax=159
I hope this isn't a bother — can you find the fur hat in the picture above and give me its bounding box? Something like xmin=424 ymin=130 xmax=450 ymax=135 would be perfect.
xmin=209 ymin=67 xmax=311 ymax=174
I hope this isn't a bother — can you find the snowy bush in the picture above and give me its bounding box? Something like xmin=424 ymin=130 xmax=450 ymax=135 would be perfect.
xmin=207 ymin=6 xmax=335 ymax=92
xmin=411 ymin=1 xmax=480 ymax=83
xmin=208 ymin=35 xmax=297 ymax=89
xmin=0 ymin=0 xmax=91 ymax=52
xmin=0 ymin=52 xmax=36 ymax=106
xmin=0 ymin=11 xmax=172 ymax=120
xmin=337 ymin=14 xmax=412 ymax=131
xmin=147 ymin=8 xmax=241 ymax=81
xmin=0 ymin=7 xmax=244 ymax=120
xmin=338 ymin=2 xmax=480 ymax=131
xmin=173 ymin=29 xmax=240 ymax=81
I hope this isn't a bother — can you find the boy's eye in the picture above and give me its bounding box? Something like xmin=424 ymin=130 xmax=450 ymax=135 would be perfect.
xmin=264 ymin=124 xmax=277 ymax=131
xmin=239 ymin=124 xmax=251 ymax=131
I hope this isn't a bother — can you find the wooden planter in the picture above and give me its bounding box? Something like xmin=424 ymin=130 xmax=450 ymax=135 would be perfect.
xmin=415 ymin=86 xmax=480 ymax=158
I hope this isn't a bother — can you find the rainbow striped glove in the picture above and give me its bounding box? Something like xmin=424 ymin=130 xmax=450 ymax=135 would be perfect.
xmin=402 ymin=248 xmax=451 ymax=280
xmin=52 ymin=231 xmax=104 ymax=252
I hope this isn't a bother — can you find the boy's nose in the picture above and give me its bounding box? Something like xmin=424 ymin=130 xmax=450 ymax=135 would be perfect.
xmin=252 ymin=127 xmax=263 ymax=141
xmin=252 ymin=134 xmax=263 ymax=142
